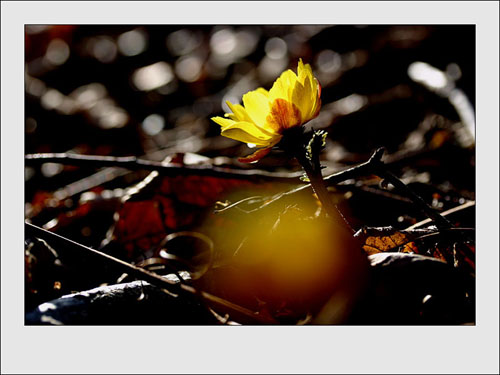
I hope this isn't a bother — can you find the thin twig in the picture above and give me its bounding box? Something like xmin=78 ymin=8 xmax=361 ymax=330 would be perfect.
xmin=25 ymin=222 xmax=278 ymax=325
xmin=324 ymin=147 xmax=386 ymax=185
xmin=406 ymin=200 xmax=475 ymax=230
xmin=375 ymin=169 xmax=453 ymax=230
xmin=217 ymin=148 xmax=386 ymax=214
xmin=25 ymin=153 xmax=303 ymax=181
xmin=217 ymin=146 xmax=455 ymax=235
xmin=354 ymin=147 xmax=453 ymax=230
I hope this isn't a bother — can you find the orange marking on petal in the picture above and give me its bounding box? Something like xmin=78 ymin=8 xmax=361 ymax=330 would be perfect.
xmin=266 ymin=98 xmax=302 ymax=133
xmin=238 ymin=147 xmax=272 ymax=163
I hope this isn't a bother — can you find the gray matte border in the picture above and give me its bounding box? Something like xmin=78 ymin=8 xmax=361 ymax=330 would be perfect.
xmin=2 ymin=1 xmax=499 ymax=374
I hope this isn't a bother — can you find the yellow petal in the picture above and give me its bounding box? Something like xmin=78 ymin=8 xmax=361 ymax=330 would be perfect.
xmin=269 ymin=69 xmax=297 ymax=102
xmin=227 ymin=99 xmax=278 ymax=137
xmin=225 ymin=101 xmax=252 ymax=122
xmin=297 ymin=59 xmax=313 ymax=84
xmin=211 ymin=116 xmax=236 ymax=129
xmin=255 ymin=87 xmax=269 ymax=97
xmin=297 ymin=59 xmax=321 ymax=119
xmin=309 ymin=79 xmax=322 ymax=119
xmin=242 ymin=89 xmax=271 ymax=128
xmin=292 ymin=75 xmax=313 ymax=121
xmin=220 ymin=121 xmax=276 ymax=146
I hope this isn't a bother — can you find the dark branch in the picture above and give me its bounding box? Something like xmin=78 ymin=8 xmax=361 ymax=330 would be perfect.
xmin=361 ymin=148 xmax=453 ymax=230
xmin=25 ymin=222 xmax=278 ymax=325
xmin=25 ymin=153 xmax=303 ymax=181
xmin=217 ymin=147 xmax=454 ymax=234
xmin=377 ymin=169 xmax=453 ymax=230
xmin=217 ymin=147 xmax=387 ymax=213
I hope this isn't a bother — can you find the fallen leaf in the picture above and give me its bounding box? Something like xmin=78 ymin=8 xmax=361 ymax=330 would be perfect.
xmin=358 ymin=227 xmax=419 ymax=255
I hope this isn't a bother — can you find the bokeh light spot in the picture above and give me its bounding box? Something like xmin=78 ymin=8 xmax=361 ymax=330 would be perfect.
xmin=45 ymin=39 xmax=70 ymax=66
xmin=142 ymin=114 xmax=165 ymax=136
xmin=265 ymin=37 xmax=287 ymax=60
xmin=118 ymin=28 xmax=148 ymax=57
xmin=132 ymin=62 xmax=174 ymax=91
xmin=92 ymin=37 xmax=118 ymax=63
xmin=408 ymin=61 xmax=448 ymax=90
xmin=210 ymin=29 xmax=236 ymax=56
xmin=175 ymin=55 xmax=203 ymax=82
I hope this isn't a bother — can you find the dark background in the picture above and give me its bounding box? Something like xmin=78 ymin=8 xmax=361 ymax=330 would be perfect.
xmin=25 ymin=24 xmax=475 ymax=156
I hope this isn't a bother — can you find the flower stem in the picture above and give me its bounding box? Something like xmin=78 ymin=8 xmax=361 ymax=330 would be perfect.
xmin=280 ymin=127 xmax=356 ymax=238
xmin=294 ymin=151 xmax=355 ymax=236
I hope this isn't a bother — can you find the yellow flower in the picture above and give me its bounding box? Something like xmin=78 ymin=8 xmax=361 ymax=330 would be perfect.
xmin=212 ymin=59 xmax=322 ymax=162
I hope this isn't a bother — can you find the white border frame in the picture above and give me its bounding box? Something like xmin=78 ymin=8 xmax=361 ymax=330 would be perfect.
xmin=2 ymin=2 xmax=499 ymax=374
